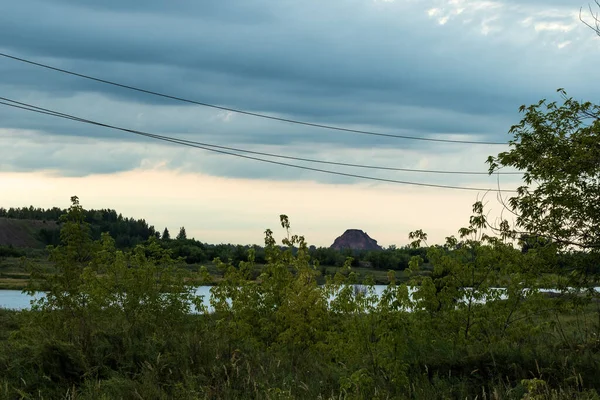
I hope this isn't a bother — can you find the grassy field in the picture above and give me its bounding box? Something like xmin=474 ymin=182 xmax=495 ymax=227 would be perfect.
xmin=0 ymin=257 xmax=55 ymax=290
xmin=1 ymin=295 xmax=598 ymax=399
xmin=0 ymin=255 xmax=418 ymax=290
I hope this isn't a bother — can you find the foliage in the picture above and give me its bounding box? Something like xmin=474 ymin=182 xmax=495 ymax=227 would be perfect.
xmin=177 ymin=226 xmax=187 ymax=241
xmin=0 ymin=245 xmax=24 ymax=258
xmin=0 ymin=205 xmax=65 ymax=220
xmin=1 ymin=204 xmax=158 ymax=249
xmin=36 ymin=226 xmax=61 ymax=247
xmin=0 ymin=197 xmax=599 ymax=399
xmin=488 ymin=89 xmax=600 ymax=281
xmin=2 ymin=202 xmax=429 ymax=273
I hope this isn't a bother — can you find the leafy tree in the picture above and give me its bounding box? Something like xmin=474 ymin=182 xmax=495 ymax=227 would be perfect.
xmin=15 ymin=196 xmax=202 ymax=397
xmin=162 ymin=227 xmax=171 ymax=240
xmin=37 ymin=227 xmax=61 ymax=246
xmin=519 ymin=233 xmax=552 ymax=254
xmin=488 ymin=89 xmax=600 ymax=251
xmin=0 ymin=244 xmax=24 ymax=258
xmin=176 ymin=226 xmax=187 ymax=241
xmin=488 ymin=90 xmax=600 ymax=281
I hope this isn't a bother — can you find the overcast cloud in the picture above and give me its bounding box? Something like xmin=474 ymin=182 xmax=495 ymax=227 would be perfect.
xmin=0 ymin=0 xmax=597 ymax=185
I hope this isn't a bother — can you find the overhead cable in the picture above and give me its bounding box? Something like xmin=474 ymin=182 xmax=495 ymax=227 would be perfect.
xmin=0 ymin=97 xmax=517 ymax=192
xmin=0 ymin=52 xmax=509 ymax=145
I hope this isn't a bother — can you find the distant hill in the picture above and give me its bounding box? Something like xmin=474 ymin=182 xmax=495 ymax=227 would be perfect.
xmin=0 ymin=205 xmax=158 ymax=250
xmin=0 ymin=218 xmax=59 ymax=249
xmin=330 ymin=229 xmax=382 ymax=251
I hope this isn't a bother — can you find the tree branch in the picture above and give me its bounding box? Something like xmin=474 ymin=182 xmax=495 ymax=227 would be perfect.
xmin=580 ymin=1 xmax=600 ymax=36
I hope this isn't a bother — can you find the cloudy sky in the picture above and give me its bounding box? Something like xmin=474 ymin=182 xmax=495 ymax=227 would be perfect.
xmin=0 ymin=0 xmax=598 ymax=247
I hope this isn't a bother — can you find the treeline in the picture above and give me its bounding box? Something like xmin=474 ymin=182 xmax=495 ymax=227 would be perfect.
xmin=1 ymin=205 xmax=157 ymax=249
xmin=309 ymin=245 xmax=428 ymax=270
xmin=0 ymin=206 xmax=65 ymax=221
xmin=0 ymin=206 xmax=581 ymax=273
xmin=3 ymin=205 xmax=429 ymax=269
xmin=161 ymin=234 xmax=428 ymax=269
xmin=163 ymin=236 xmax=267 ymax=265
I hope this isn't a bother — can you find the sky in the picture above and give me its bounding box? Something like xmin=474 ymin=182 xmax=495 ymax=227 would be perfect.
xmin=0 ymin=0 xmax=598 ymax=247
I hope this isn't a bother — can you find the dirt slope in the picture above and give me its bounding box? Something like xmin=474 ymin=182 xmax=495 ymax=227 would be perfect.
xmin=0 ymin=218 xmax=58 ymax=248
xmin=330 ymin=229 xmax=382 ymax=251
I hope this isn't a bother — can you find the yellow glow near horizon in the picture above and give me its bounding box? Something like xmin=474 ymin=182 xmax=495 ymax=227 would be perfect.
xmin=0 ymin=169 xmax=510 ymax=247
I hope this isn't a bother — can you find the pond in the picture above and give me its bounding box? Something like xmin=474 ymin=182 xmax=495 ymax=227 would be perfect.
xmin=1 ymin=285 xmax=595 ymax=313
xmin=0 ymin=285 xmax=392 ymax=312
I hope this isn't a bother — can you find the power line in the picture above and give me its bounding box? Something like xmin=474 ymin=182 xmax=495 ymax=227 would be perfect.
xmin=0 ymin=96 xmax=519 ymax=176
xmin=0 ymin=52 xmax=510 ymax=146
xmin=154 ymin=140 xmax=520 ymax=175
xmin=0 ymin=97 xmax=517 ymax=192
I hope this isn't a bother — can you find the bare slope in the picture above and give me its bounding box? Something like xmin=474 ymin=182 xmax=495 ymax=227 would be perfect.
xmin=330 ymin=229 xmax=382 ymax=251
xmin=0 ymin=218 xmax=58 ymax=248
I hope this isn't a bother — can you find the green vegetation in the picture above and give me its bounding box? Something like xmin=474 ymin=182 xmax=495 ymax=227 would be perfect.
xmin=0 ymin=254 xmax=418 ymax=291
xmin=0 ymin=204 xmax=425 ymax=270
xmin=0 ymin=91 xmax=599 ymax=399
xmin=0 ymin=206 xmax=429 ymax=290
xmin=0 ymin=206 xmax=158 ymax=249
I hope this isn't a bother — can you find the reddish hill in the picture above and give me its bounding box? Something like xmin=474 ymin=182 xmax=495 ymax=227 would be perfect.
xmin=330 ymin=229 xmax=382 ymax=251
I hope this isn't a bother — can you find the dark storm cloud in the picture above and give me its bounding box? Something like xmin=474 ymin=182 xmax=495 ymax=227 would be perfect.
xmin=0 ymin=0 xmax=597 ymax=180
xmin=0 ymin=1 xmax=535 ymax=112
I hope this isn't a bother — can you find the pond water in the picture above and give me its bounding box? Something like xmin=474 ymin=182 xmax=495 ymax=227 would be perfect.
xmin=0 ymin=290 xmax=47 ymax=310
xmin=1 ymin=285 xmax=596 ymax=313
xmin=0 ymin=285 xmax=392 ymax=312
